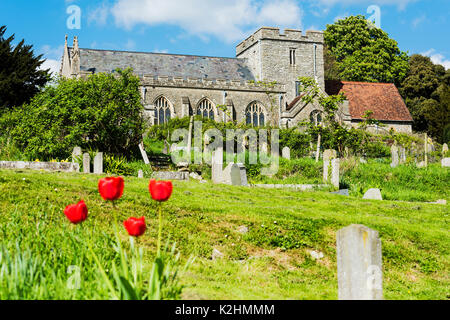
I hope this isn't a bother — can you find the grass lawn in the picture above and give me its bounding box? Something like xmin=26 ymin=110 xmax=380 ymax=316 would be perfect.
xmin=0 ymin=169 xmax=448 ymax=300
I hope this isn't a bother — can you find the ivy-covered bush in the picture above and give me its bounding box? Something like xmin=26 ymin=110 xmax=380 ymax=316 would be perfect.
xmin=0 ymin=68 xmax=145 ymax=160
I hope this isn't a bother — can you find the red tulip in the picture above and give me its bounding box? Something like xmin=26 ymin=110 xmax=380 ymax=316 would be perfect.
xmin=123 ymin=217 xmax=146 ymax=237
xmin=149 ymin=179 xmax=173 ymax=202
xmin=98 ymin=177 xmax=124 ymax=201
xmin=64 ymin=200 xmax=88 ymax=224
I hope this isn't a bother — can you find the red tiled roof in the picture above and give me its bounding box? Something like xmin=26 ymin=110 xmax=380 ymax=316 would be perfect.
xmin=325 ymin=80 xmax=413 ymax=122
xmin=286 ymin=93 xmax=306 ymax=110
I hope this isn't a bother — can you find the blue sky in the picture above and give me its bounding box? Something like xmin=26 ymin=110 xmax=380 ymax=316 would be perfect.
xmin=1 ymin=0 xmax=449 ymax=75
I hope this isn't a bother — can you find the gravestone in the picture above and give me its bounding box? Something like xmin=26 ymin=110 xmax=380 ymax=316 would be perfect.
xmin=138 ymin=142 xmax=150 ymax=165
xmin=71 ymin=146 xmax=82 ymax=163
xmin=138 ymin=170 xmax=144 ymax=178
xmin=222 ymin=163 xmax=241 ymax=186
xmin=331 ymin=189 xmax=349 ymax=196
xmin=443 ymin=143 xmax=448 ymax=154
xmin=363 ymin=188 xmax=383 ymax=200
xmin=399 ymin=146 xmax=406 ymax=164
xmin=390 ymin=145 xmax=399 ymax=168
xmin=323 ymin=149 xmax=337 ymax=183
xmin=236 ymin=163 xmax=248 ymax=186
xmin=93 ymin=152 xmax=103 ymax=174
xmin=282 ymin=147 xmax=290 ymax=160
xmin=212 ymin=147 xmax=224 ymax=184
xmin=331 ymin=158 xmax=340 ymax=188
xmin=82 ymin=153 xmax=90 ymax=174
xmin=337 ymin=224 xmax=383 ymax=300
xmin=442 ymin=158 xmax=450 ymax=167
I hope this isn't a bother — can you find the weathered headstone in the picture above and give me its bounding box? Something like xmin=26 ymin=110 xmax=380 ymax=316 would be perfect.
xmin=138 ymin=170 xmax=144 ymax=178
xmin=323 ymin=149 xmax=337 ymax=183
xmin=71 ymin=146 xmax=82 ymax=163
xmin=236 ymin=163 xmax=248 ymax=186
xmin=93 ymin=152 xmax=103 ymax=174
xmin=337 ymin=224 xmax=383 ymax=300
xmin=212 ymin=147 xmax=224 ymax=184
xmin=443 ymin=143 xmax=448 ymax=154
xmin=390 ymin=145 xmax=399 ymax=168
xmin=363 ymin=188 xmax=383 ymax=200
xmin=399 ymin=146 xmax=406 ymax=164
xmin=331 ymin=189 xmax=349 ymax=196
xmin=83 ymin=153 xmax=90 ymax=174
xmin=282 ymin=147 xmax=290 ymax=160
xmin=331 ymin=158 xmax=340 ymax=188
xmin=222 ymin=163 xmax=241 ymax=186
xmin=359 ymin=158 xmax=367 ymax=164
xmin=138 ymin=142 xmax=150 ymax=165
xmin=442 ymin=158 xmax=450 ymax=167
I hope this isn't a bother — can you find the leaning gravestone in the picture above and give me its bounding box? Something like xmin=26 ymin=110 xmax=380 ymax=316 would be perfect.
xmin=282 ymin=147 xmax=291 ymax=160
xmin=83 ymin=153 xmax=90 ymax=174
xmin=138 ymin=142 xmax=150 ymax=165
xmin=93 ymin=152 xmax=103 ymax=174
xmin=72 ymin=146 xmax=82 ymax=163
xmin=363 ymin=188 xmax=383 ymax=200
xmin=390 ymin=145 xmax=399 ymax=168
xmin=337 ymin=224 xmax=383 ymax=300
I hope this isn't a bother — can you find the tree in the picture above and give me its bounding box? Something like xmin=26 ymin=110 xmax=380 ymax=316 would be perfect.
xmin=324 ymin=15 xmax=409 ymax=86
xmin=1 ymin=68 xmax=145 ymax=160
xmin=399 ymin=54 xmax=450 ymax=142
xmin=0 ymin=26 xmax=50 ymax=112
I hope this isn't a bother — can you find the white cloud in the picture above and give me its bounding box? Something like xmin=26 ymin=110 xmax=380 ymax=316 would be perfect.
xmin=40 ymin=59 xmax=61 ymax=76
xmin=153 ymin=48 xmax=169 ymax=53
xmin=422 ymin=49 xmax=450 ymax=70
xmin=125 ymin=39 xmax=136 ymax=50
xmin=108 ymin=0 xmax=303 ymax=43
xmin=314 ymin=0 xmax=418 ymax=10
xmin=88 ymin=2 xmax=109 ymax=26
xmin=334 ymin=12 xmax=350 ymax=22
xmin=411 ymin=15 xmax=425 ymax=28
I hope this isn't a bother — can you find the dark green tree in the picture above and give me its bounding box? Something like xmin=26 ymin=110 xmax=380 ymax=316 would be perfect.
xmin=324 ymin=15 xmax=409 ymax=85
xmin=0 ymin=26 xmax=50 ymax=112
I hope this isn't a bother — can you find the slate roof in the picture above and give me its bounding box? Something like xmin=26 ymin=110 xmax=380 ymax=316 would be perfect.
xmin=73 ymin=48 xmax=255 ymax=81
xmin=325 ymin=80 xmax=413 ymax=122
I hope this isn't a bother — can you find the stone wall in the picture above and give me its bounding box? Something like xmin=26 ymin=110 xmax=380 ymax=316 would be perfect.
xmin=348 ymin=121 xmax=413 ymax=134
xmin=141 ymin=76 xmax=285 ymax=126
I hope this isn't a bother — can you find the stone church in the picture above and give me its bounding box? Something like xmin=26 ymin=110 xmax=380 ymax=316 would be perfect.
xmin=60 ymin=26 xmax=412 ymax=133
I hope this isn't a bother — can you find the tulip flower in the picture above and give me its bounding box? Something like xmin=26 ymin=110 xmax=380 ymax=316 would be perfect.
xmin=64 ymin=200 xmax=88 ymax=224
xmin=98 ymin=177 xmax=124 ymax=201
xmin=149 ymin=179 xmax=173 ymax=202
xmin=123 ymin=217 xmax=146 ymax=237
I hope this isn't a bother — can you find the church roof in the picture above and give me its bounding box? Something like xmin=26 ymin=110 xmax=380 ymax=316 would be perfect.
xmin=325 ymin=80 xmax=413 ymax=122
xmin=72 ymin=48 xmax=256 ymax=81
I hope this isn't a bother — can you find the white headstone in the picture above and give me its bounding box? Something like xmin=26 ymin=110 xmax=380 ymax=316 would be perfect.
xmin=363 ymin=188 xmax=383 ymax=200
xmin=443 ymin=144 xmax=448 ymax=154
xmin=138 ymin=170 xmax=144 ymax=178
xmin=282 ymin=147 xmax=290 ymax=160
xmin=390 ymin=145 xmax=399 ymax=168
xmin=212 ymin=147 xmax=224 ymax=184
xmin=441 ymin=158 xmax=450 ymax=167
xmin=337 ymin=224 xmax=383 ymax=300
xmin=93 ymin=152 xmax=103 ymax=174
xmin=399 ymin=146 xmax=406 ymax=164
xmin=83 ymin=153 xmax=90 ymax=174
xmin=222 ymin=163 xmax=241 ymax=186
xmin=71 ymin=146 xmax=82 ymax=163
xmin=323 ymin=149 xmax=337 ymax=184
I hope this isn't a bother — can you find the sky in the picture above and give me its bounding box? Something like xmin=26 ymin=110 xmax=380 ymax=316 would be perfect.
xmin=0 ymin=0 xmax=449 ymax=75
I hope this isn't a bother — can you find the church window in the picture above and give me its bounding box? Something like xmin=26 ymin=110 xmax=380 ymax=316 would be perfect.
xmin=246 ymin=102 xmax=265 ymax=127
xmin=310 ymin=110 xmax=323 ymax=126
xmin=154 ymin=96 xmax=171 ymax=125
xmin=197 ymin=99 xmax=215 ymax=120
xmin=289 ymin=49 xmax=296 ymax=65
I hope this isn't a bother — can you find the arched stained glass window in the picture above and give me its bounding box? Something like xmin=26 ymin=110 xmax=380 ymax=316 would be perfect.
xmin=154 ymin=97 xmax=171 ymax=125
xmin=246 ymin=102 xmax=265 ymax=127
xmin=197 ymin=99 xmax=215 ymax=120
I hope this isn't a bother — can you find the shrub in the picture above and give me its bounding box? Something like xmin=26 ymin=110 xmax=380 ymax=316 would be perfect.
xmin=0 ymin=68 xmax=145 ymax=161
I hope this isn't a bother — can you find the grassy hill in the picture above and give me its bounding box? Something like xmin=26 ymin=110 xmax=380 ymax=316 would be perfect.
xmin=0 ymin=169 xmax=448 ymax=299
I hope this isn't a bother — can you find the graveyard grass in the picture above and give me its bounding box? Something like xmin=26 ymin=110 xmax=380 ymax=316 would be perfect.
xmin=0 ymin=169 xmax=448 ymax=300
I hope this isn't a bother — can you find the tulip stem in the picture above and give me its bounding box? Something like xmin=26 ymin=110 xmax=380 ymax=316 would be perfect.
xmin=157 ymin=204 xmax=162 ymax=257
